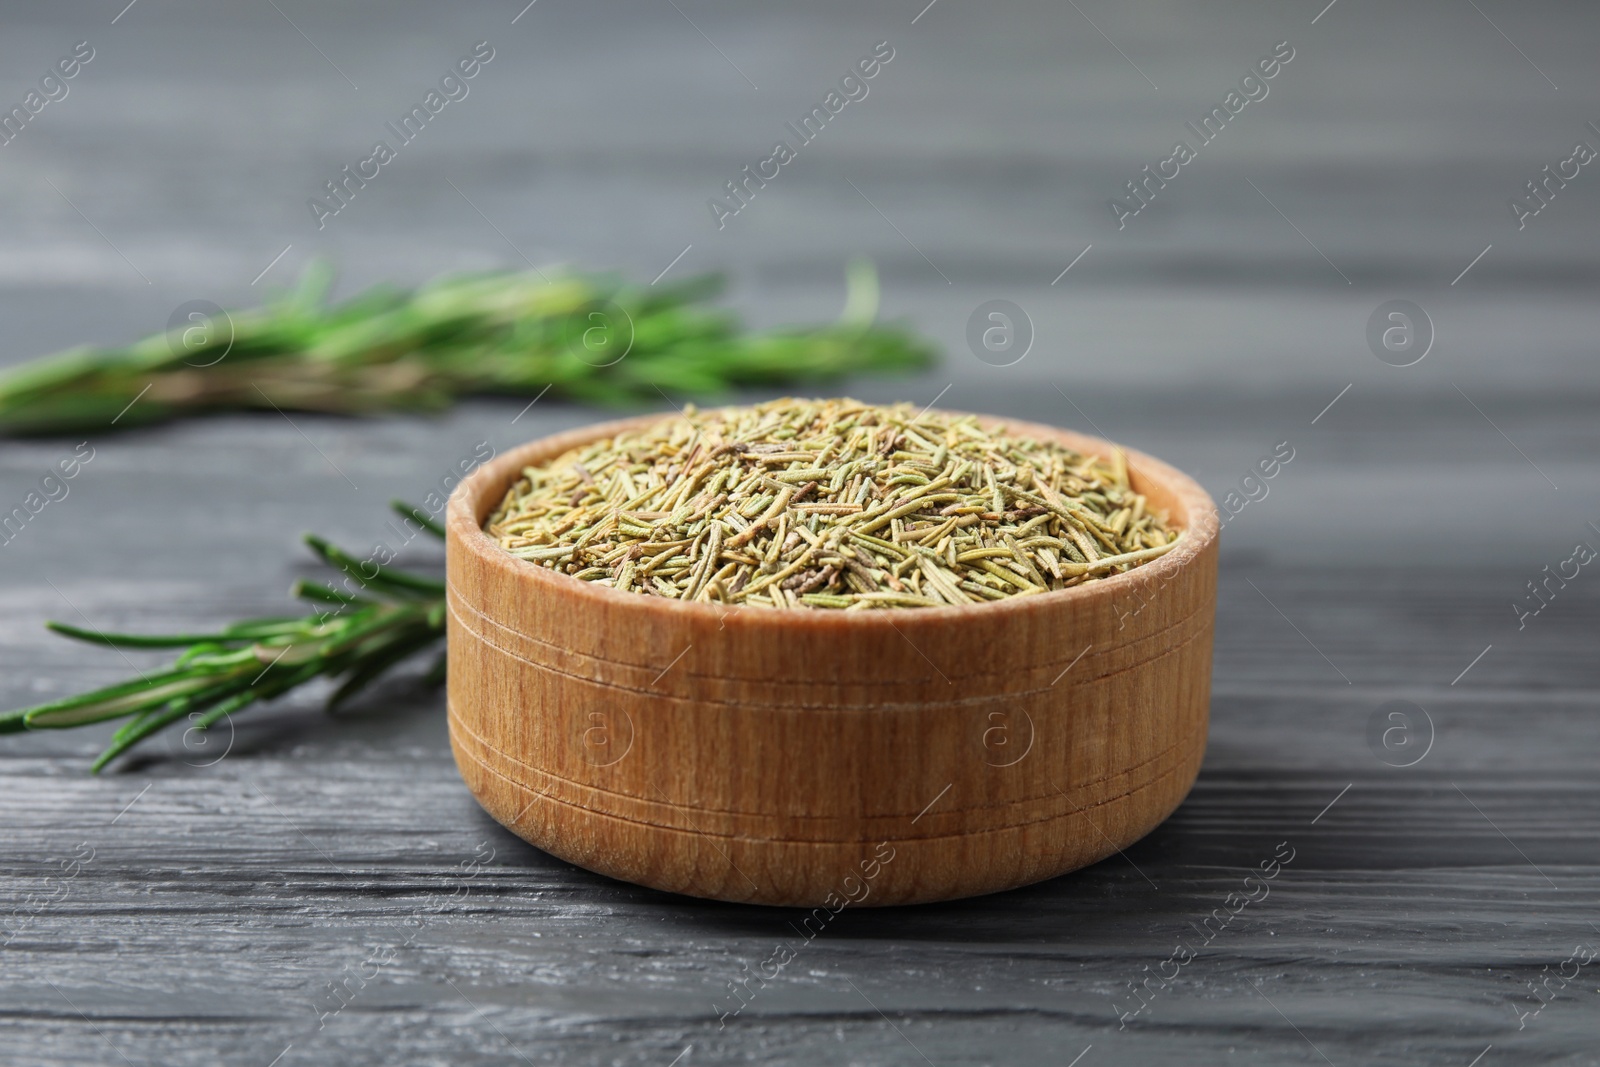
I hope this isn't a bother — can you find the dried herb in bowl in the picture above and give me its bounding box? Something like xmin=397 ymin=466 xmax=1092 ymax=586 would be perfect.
xmin=486 ymin=398 xmax=1180 ymax=609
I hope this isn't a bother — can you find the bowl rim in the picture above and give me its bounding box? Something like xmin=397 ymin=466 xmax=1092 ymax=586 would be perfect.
xmin=446 ymin=406 xmax=1219 ymax=631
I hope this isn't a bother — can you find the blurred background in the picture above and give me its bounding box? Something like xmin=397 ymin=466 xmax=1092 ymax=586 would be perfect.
xmin=1 ymin=0 xmax=1597 ymax=569
xmin=2 ymin=2 xmax=1597 ymax=1065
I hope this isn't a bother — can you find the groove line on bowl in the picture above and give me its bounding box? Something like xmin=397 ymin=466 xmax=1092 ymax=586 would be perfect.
xmin=453 ymin=725 xmax=1202 ymax=847
xmin=446 ymin=587 xmax=1213 ymax=702
xmin=448 ymin=699 xmax=1206 ymax=832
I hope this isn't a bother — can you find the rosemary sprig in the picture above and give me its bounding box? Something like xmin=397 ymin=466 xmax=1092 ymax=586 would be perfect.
xmin=0 ymin=260 xmax=935 ymax=435
xmin=0 ymin=501 xmax=448 ymax=773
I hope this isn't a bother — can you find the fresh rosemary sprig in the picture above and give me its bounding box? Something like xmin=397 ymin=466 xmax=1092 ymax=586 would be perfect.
xmin=0 ymin=260 xmax=935 ymax=435
xmin=0 ymin=501 xmax=448 ymax=773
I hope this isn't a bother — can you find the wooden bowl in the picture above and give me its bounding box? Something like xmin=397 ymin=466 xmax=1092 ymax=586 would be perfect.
xmin=446 ymin=410 xmax=1217 ymax=907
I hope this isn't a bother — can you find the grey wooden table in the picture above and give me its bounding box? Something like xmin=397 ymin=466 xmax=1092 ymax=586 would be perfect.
xmin=3 ymin=1 xmax=1599 ymax=1064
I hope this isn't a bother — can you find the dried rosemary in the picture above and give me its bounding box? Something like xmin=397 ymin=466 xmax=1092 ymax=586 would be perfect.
xmin=487 ymin=398 xmax=1180 ymax=610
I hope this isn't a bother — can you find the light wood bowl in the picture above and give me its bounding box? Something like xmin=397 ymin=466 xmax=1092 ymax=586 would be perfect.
xmin=446 ymin=410 xmax=1217 ymax=907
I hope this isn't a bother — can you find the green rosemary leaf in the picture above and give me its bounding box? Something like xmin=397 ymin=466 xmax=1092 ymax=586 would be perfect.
xmin=18 ymin=663 xmax=215 ymax=720
xmin=326 ymin=629 xmax=443 ymax=712
xmin=248 ymin=660 xmax=333 ymax=702
xmin=108 ymin=677 xmax=252 ymax=748
xmin=25 ymin=671 xmax=231 ymax=729
xmin=91 ymin=702 xmax=198 ymax=774
xmin=314 ymin=609 xmax=419 ymax=660
xmin=191 ymin=689 xmax=266 ymax=732
xmin=291 ymin=580 xmax=374 ymax=607
xmin=44 ymin=621 xmax=233 ymax=649
xmin=174 ymin=643 xmax=240 ymax=669
xmin=302 ymin=535 xmax=446 ymax=596
xmin=111 ymin=702 xmax=178 ymax=747
xmin=89 ymin=667 xmax=286 ymax=773
xmin=391 ymin=500 xmax=446 ymax=540
xmin=221 ymin=618 xmax=331 ymax=640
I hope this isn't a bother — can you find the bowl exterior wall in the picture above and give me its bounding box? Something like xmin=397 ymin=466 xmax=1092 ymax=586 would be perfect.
xmin=447 ymin=413 xmax=1216 ymax=906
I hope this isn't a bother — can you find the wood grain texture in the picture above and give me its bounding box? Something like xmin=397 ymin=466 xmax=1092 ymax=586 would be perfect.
xmin=445 ymin=413 xmax=1219 ymax=905
xmin=2 ymin=544 xmax=1598 ymax=1066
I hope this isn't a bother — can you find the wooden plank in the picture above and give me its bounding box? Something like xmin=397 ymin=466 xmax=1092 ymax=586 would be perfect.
xmin=4 ymin=0 xmax=1599 ymax=1062
xmin=3 ymin=558 xmax=1597 ymax=1064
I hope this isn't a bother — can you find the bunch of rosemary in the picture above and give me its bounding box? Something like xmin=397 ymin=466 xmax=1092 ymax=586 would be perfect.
xmin=0 ymin=261 xmax=934 ymax=435
xmin=0 ymin=502 xmax=449 ymax=773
